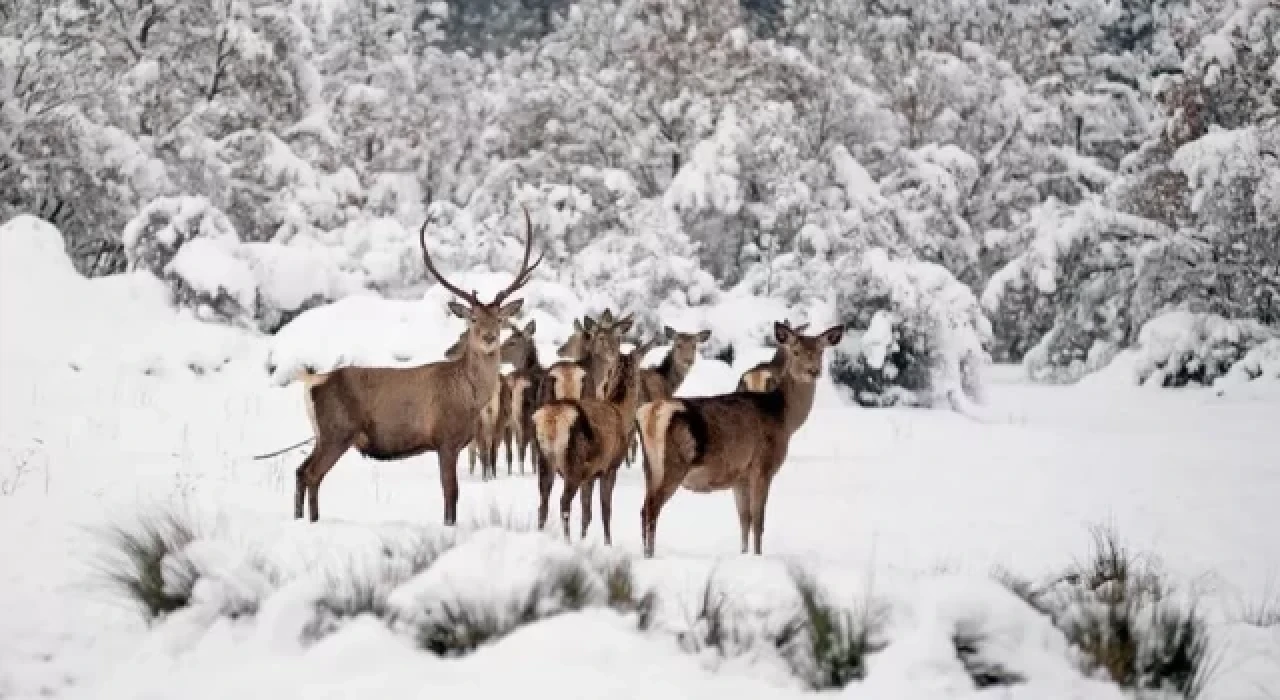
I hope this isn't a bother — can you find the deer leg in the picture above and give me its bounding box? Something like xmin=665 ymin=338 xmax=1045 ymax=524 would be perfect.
xmin=642 ymin=480 xmax=682 ymax=558
xmin=537 ymin=455 xmax=554 ymax=530
xmin=559 ymin=475 xmax=580 ymax=540
xmin=467 ymin=441 xmax=476 ymax=476
xmin=504 ymin=426 xmax=514 ymax=475
xmin=600 ymin=467 xmax=618 ymax=546
xmin=439 ymin=447 xmax=461 ymax=526
xmin=626 ymin=428 xmax=638 ymax=468
xmin=579 ymin=477 xmax=595 ymax=539
xmin=301 ymin=439 xmax=350 ymax=523
xmin=518 ymin=431 xmax=531 ymax=475
xmin=748 ymin=474 xmax=774 ymax=556
xmin=733 ymin=481 xmax=751 ymax=554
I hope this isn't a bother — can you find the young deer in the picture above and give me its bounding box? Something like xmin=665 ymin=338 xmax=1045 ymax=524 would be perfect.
xmin=736 ymin=321 xmax=808 ymax=392
xmin=624 ymin=327 xmax=712 ymax=467
xmin=636 ymin=322 xmax=843 ymax=557
xmin=533 ymin=336 xmax=657 ymax=545
xmin=499 ymin=319 xmax=542 ymax=475
xmin=288 ymin=208 xmax=541 ymax=524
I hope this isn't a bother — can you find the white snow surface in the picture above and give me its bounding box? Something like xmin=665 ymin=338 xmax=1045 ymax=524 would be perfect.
xmin=2 ymin=217 xmax=1279 ymax=699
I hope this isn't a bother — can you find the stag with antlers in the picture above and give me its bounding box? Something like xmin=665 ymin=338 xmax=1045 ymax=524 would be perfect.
xmin=288 ymin=206 xmax=541 ymax=524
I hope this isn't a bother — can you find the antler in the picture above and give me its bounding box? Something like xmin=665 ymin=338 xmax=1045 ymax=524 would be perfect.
xmin=490 ymin=204 xmax=544 ymax=308
xmin=419 ymin=217 xmax=481 ymax=307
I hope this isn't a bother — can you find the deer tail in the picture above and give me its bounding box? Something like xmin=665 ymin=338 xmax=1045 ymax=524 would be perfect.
xmin=532 ymin=401 xmax=583 ymax=477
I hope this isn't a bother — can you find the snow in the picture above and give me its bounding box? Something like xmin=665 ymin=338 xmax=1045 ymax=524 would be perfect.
xmin=2 ymin=222 xmax=1280 ymax=699
xmin=861 ymin=310 xmax=895 ymax=370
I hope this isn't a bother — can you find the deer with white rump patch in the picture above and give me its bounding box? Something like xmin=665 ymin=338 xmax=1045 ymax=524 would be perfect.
xmin=288 ymin=206 xmax=542 ymax=524
xmin=533 ymin=335 xmax=657 ymax=544
xmin=636 ymin=321 xmax=843 ymax=557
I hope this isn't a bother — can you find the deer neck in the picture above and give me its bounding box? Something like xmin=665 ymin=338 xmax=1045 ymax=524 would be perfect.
xmin=519 ymin=345 xmax=542 ymax=373
xmin=657 ymin=349 xmax=692 ymax=390
xmin=459 ymin=344 xmax=502 ymax=398
xmin=775 ymin=371 xmax=818 ymax=436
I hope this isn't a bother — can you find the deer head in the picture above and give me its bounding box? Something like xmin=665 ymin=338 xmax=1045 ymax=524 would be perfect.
xmin=774 ymin=322 xmax=845 ymax=383
xmin=422 ymin=205 xmax=542 ymax=359
xmin=663 ymin=326 xmax=711 ymax=366
xmin=558 ymin=318 xmax=593 ymax=360
xmin=502 ymin=319 xmax=538 ymax=368
xmin=586 ymin=309 xmax=633 ymax=398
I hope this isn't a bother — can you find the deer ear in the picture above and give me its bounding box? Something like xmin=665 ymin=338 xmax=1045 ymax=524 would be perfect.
xmin=497 ymin=299 xmax=524 ymax=319
xmin=696 ymin=329 xmax=711 ymax=343
xmin=663 ymin=325 xmax=675 ymax=340
xmin=524 ymin=319 xmax=537 ymax=335
xmin=448 ymin=301 xmax=472 ymax=320
xmin=820 ymin=324 xmax=845 ymax=346
xmin=600 ymin=309 xmax=614 ymax=325
xmin=774 ymin=321 xmax=796 ymax=346
xmin=573 ymin=318 xmax=584 ymax=333
xmin=583 ymin=316 xmax=597 ymax=332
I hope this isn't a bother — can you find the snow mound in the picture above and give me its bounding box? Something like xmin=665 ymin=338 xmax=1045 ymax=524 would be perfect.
xmin=1131 ymin=311 xmax=1277 ymax=388
xmin=0 ymin=216 xmax=260 ymax=378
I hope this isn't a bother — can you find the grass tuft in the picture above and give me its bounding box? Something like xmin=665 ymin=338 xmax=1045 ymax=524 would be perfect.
xmin=1047 ymin=524 xmax=1217 ymax=699
xmin=94 ymin=508 xmax=200 ymax=621
xmin=784 ymin=567 xmax=887 ymax=690
xmin=412 ymin=557 xmax=602 ymax=656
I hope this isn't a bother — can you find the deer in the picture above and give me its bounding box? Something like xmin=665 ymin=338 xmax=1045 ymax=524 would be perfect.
xmin=532 ymin=335 xmax=658 ymax=545
xmin=498 ymin=319 xmax=543 ymax=475
xmin=623 ymin=326 xmax=712 ymax=467
xmin=736 ymin=321 xmax=809 ymax=392
xmin=636 ymin=321 xmax=844 ymax=557
xmin=287 ymin=206 xmax=541 ymax=524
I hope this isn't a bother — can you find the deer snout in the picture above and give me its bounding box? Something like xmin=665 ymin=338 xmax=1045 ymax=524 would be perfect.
xmin=482 ymin=331 xmax=499 ymax=345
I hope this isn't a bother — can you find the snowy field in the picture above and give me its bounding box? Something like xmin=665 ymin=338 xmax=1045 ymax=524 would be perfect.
xmin=2 ymin=216 xmax=1279 ymax=699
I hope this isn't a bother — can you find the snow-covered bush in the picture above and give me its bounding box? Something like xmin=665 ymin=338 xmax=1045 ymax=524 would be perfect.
xmin=1215 ymin=338 xmax=1280 ymax=387
xmin=1130 ymin=311 xmax=1277 ymax=388
xmin=122 ymin=196 xmax=361 ymax=332
xmin=830 ymin=249 xmax=992 ymax=408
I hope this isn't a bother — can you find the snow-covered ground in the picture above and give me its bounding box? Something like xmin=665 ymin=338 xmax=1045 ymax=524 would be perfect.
xmin=2 ymin=216 xmax=1279 ymax=699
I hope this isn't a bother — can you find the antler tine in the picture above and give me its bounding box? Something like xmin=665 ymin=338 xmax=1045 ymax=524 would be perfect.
xmin=491 ymin=203 xmax=542 ymax=307
xmin=418 ymin=219 xmax=481 ymax=307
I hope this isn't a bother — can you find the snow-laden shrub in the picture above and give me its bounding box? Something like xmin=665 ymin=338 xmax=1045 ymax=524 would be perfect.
xmin=830 ymin=248 xmax=992 ymax=408
xmin=1215 ymin=338 xmax=1280 ymax=387
xmin=123 ymin=196 xmax=362 ymax=332
xmin=1131 ymin=311 xmax=1277 ymax=388
xmin=123 ymin=195 xmax=239 ymax=276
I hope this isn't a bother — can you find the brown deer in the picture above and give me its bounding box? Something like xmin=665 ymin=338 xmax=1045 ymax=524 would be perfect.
xmin=736 ymin=321 xmax=808 ymax=392
xmin=636 ymin=321 xmax=843 ymax=557
xmin=624 ymin=326 xmax=712 ymax=467
xmin=533 ymin=336 xmax=657 ymax=545
xmin=498 ymin=319 xmax=543 ymax=475
xmin=288 ymin=207 xmax=541 ymax=524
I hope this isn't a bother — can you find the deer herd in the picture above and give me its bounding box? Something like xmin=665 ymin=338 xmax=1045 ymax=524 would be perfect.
xmin=286 ymin=207 xmax=843 ymax=557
